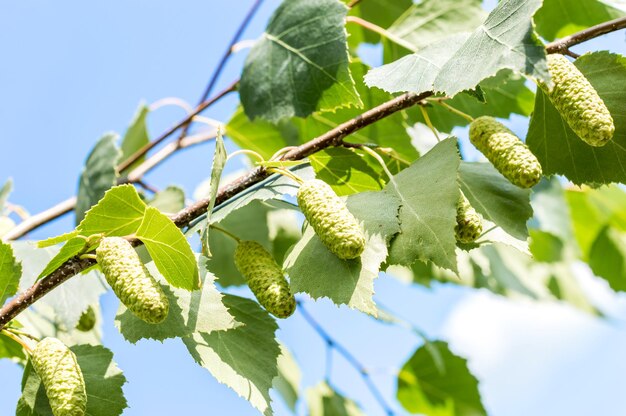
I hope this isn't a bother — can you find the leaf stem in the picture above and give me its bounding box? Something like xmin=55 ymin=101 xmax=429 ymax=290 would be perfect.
xmin=433 ymin=100 xmax=474 ymax=122
xmin=209 ymin=224 xmax=241 ymax=243
xmin=419 ymin=106 xmax=440 ymax=142
xmin=1 ymin=329 xmax=33 ymax=354
xmin=358 ymin=145 xmax=394 ymax=182
xmin=345 ymin=16 xmax=417 ymax=52
xmin=266 ymin=168 xmax=305 ymax=185
xmin=226 ymin=149 xmax=266 ymax=164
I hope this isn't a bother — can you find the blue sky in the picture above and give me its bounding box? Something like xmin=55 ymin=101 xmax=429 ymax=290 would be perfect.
xmin=1 ymin=1 xmax=626 ymax=415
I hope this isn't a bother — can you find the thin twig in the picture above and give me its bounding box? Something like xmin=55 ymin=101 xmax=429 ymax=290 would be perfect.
xmin=298 ymin=302 xmax=396 ymax=416
xmin=345 ymin=16 xmax=416 ymax=52
xmin=0 ymin=91 xmax=429 ymax=330
xmin=176 ymin=0 xmax=264 ymax=143
xmin=545 ymin=16 xmax=626 ymax=54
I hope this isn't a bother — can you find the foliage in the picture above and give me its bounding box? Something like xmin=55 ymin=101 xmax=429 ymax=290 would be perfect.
xmin=1 ymin=0 xmax=625 ymax=415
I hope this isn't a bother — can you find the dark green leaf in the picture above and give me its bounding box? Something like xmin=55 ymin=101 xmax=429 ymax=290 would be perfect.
xmin=309 ymin=148 xmax=384 ymax=196
xmin=240 ymin=0 xmax=361 ymax=122
xmin=0 ymin=240 xmax=21 ymax=306
xmin=120 ymin=103 xmax=150 ymax=172
xmin=75 ymin=133 xmax=122 ymax=225
xmin=589 ymin=226 xmax=626 ymax=292
xmin=0 ymin=332 xmax=26 ymax=362
xmin=397 ymin=341 xmax=485 ymax=416
xmin=527 ymin=52 xmax=626 ymax=185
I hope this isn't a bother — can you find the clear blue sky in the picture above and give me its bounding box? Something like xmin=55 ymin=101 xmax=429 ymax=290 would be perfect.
xmin=1 ymin=1 xmax=626 ymax=415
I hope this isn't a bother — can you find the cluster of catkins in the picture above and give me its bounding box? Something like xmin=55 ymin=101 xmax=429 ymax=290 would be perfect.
xmin=457 ymin=53 xmax=615 ymax=242
xmin=234 ymin=179 xmax=366 ymax=318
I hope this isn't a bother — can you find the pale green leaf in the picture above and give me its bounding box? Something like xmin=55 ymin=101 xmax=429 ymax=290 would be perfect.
xmin=535 ymin=0 xmax=626 ymax=41
xmin=285 ymin=191 xmax=401 ymax=314
xmin=115 ymin=257 xmax=238 ymax=343
xmin=527 ymin=52 xmax=626 ymax=185
xmin=386 ymin=138 xmax=460 ymax=272
xmin=148 ymin=186 xmax=185 ymax=214
xmin=17 ymin=344 xmax=127 ymax=416
xmin=0 ymin=240 xmax=21 ymax=306
xmin=272 ymin=344 xmax=302 ymax=412
xmin=0 ymin=178 xmax=13 ymax=211
xmin=240 ymin=0 xmax=361 ymax=122
xmin=75 ymin=133 xmax=122 ymax=225
xmin=37 ymin=231 xmax=80 ymax=248
xmin=78 ymin=184 xmax=147 ymax=237
xmin=13 ymin=242 xmax=107 ymax=329
xmin=120 ymin=102 xmax=150 ymax=172
xmin=309 ymin=148 xmax=384 ymax=196
xmin=433 ymin=0 xmax=549 ymax=96
xmin=459 ymin=162 xmax=532 ymax=240
xmin=37 ymin=237 xmax=87 ymax=280
xmin=0 ymin=332 xmax=25 ymax=363
xmin=397 ymin=341 xmax=485 ymax=416
xmin=203 ymin=131 xmax=227 ymax=256
xmin=136 ymin=206 xmax=199 ymax=290
xmin=307 ymin=382 xmax=365 ymax=416
xmin=183 ymin=294 xmax=280 ymax=416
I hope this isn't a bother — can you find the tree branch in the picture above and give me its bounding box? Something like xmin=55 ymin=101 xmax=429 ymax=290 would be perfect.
xmin=0 ymin=91 xmax=429 ymax=330
xmin=545 ymin=16 xmax=626 ymax=54
xmin=2 ymin=83 xmax=235 ymax=241
xmin=298 ymin=302 xmax=396 ymax=415
xmin=176 ymin=0 xmax=264 ymax=143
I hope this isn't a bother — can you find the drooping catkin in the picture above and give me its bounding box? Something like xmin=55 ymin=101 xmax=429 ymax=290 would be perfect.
xmin=455 ymin=193 xmax=483 ymax=244
xmin=469 ymin=116 xmax=542 ymax=188
xmin=297 ymin=179 xmax=366 ymax=260
xmin=31 ymin=337 xmax=87 ymax=416
xmin=541 ymin=54 xmax=614 ymax=147
xmin=234 ymin=240 xmax=295 ymax=318
xmin=96 ymin=237 xmax=168 ymax=324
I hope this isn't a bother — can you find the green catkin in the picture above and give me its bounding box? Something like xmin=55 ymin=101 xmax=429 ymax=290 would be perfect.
xmin=75 ymin=307 xmax=96 ymax=332
xmin=234 ymin=241 xmax=296 ymax=318
xmin=455 ymin=194 xmax=483 ymax=244
xmin=31 ymin=337 xmax=87 ymax=416
xmin=96 ymin=237 xmax=169 ymax=324
xmin=296 ymin=179 xmax=366 ymax=260
xmin=541 ymin=54 xmax=614 ymax=147
xmin=469 ymin=116 xmax=543 ymax=188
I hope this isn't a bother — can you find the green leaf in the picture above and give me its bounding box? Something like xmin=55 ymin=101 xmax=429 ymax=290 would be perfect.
xmin=347 ymin=0 xmax=412 ymax=45
xmin=203 ymin=131 xmax=227 ymax=256
xmin=0 ymin=332 xmax=26 ymax=362
xmin=309 ymin=148 xmax=384 ymax=196
xmin=0 ymin=177 xmax=13 ymax=211
xmin=37 ymin=231 xmax=80 ymax=248
xmin=148 ymin=185 xmax=185 ymax=213
xmin=120 ymin=102 xmax=150 ymax=172
xmin=272 ymin=344 xmax=302 ymax=412
xmin=459 ymin=162 xmax=532 ymax=240
xmin=136 ymin=206 xmax=199 ymax=290
xmin=589 ymin=226 xmax=626 ymax=292
xmin=433 ymin=0 xmax=549 ymax=96
xmin=397 ymin=341 xmax=485 ymax=416
xmin=529 ymin=230 xmax=565 ymax=263
xmin=12 ymin=242 xmax=107 ymax=329
xmin=115 ymin=257 xmax=238 ymax=343
xmin=527 ymin=52 xmax=626 ymax=185
xmin=306 ymin=382 xmax=365 ymax=416
xmin=285 ymin=190 xmax=401 ymax=314
xmin=365 ymin=33 xmax=470 ymax=94
xmin=37 ymin=237 xmax=87 ymax=280
xmin=17 ymin=344 xmax=127 ymax=416
xmin=239 ymin=0 xmax=361 ymax=122
xmin=183 ymin=294 xmax=280 ymax=416
xmin=79 ymin=184 xmax=147 ymax=237
xmin=383 ymin=0 xmax=485 ymax=62
xmin=75 ymin=133 xmax=122 ymax=225
xmin=0 ymin=240 xmax=21 ymax=306
xmin=410 ymin=70 xmax=535 ymax=133
xmin=386 ymin=138 xmax=460 ymax=272
xmin=535 ymin=0 xmax=626 ymax=41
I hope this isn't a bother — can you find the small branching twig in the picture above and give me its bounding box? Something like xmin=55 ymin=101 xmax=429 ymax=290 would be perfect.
xmin=545 ymin=16 xmax=626 ymax=55
xmin=298 ymin=302 xmax=396 ymax=416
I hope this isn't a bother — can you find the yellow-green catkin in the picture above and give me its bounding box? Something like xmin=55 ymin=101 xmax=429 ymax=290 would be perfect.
xmin=469 ymin=116 xmax=542 ymax=188
xmin=455 ymin=193 xmax=483 ymax=244
xmin=96 ymin=237 xmax=169 ymax=324
xmin=297 ymin=179 xmax=366 ymax=260
xmin=234 ymin=241 xmax=296 ymax=318
xmin=31 ymin=337 xmax=87 ymax=416
xmin=542 ymin=54 xmax=614 ymax=147
xmin=75 ymin=307 xmax=96 ymax=332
